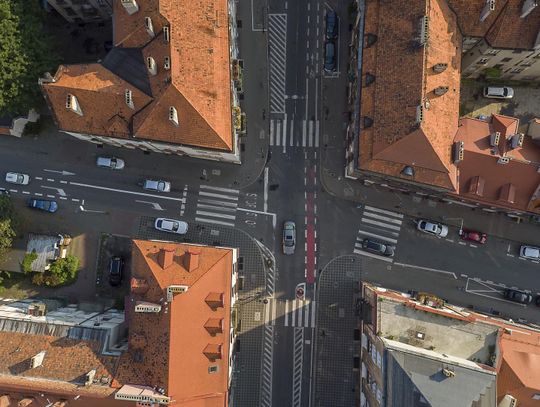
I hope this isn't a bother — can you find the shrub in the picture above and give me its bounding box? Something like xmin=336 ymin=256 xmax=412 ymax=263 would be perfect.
xmin=21 ymin=251 xmax=37 ymax=273
xmin=32 ymin=255 xmax=80 ymax=287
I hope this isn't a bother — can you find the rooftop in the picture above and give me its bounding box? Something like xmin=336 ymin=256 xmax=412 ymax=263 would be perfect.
xmin=377 ymin=295 xmax=499 ymax=365
xmin=113 ymin=240 xmax=236 ymax=406
xmin=41 ymin=0 xmax=233 ymax=152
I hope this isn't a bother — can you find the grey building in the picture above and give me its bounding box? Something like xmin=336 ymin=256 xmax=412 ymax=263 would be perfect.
xmin=46 ymin=0 xmax=112 ymax=23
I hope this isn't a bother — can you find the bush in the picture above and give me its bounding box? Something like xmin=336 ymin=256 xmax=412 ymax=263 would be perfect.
xmin=21 ymin=251 xmax=37 ymax=273
xmin=483 ymin=67 xmax=501 ymax=79
xmin=32 ymin=255 xmax=80 ymax=287
xmin=23 ymin=118 xmax=44 ymax=137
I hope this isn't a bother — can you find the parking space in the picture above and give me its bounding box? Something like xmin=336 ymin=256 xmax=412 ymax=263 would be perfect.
xmin=460 ymin=82 xmax=540 ymax=132
xmin=95 ymin=234 xmax=132 ymax=305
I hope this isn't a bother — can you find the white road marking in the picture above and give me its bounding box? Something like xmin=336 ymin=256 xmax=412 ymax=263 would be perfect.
xmin=47 ymin=195 xmax=55 ymax=198
xmin=9 ymin=189 xmax=17 ymax=193
xmin=196 ymin=210 xmax=236 ymax=220
xmin=285 ymin=300 xmax=289 ymax=326
xmin=356 ymin=230 xmax=398 ymax=244
xmin=198 ymin=198 xmax=238 ymax=208
xmin=69 ymin=182 xmax=185 ymax=202
xmin=199 ymin=185 xmax=239 ymax=194
xmin=394 ymin=262 xmax=458 ymax=279
xmin=35 ymin=177 xmax=43 ymax=180
xmin=34 ymin=193 xmax=43 ymax=196
xmin=41 ymin=186 xmax=67 ymax=197
xmin=362 ymin=211 xmax=403 ymax=225
xmin=353 ymin=247 xmax=394 ymax=262
xmin=364 ymin=205 xmax=404 ymax=218
xmin=135 ymin=200 xmax=165 ymax=211
xmin=270 ymin=119 xmax=275 ymax=145
xmin=361 ymin=217 xmax=402 ymax=231
xmin=302 ymin=120 xmax=307 ymax=146
xmin=198 ymin=191 xmax=239 ymax=201
xmin=46 ymin=178 xmax=55 ymax=182
xmin=264 ymin=167 xmax=269 ymax=213
xmin=22 ymin=191 xmax=30 ymax=195
xmin=197 ymin=203 xmax=236 ymax=212
xmin=195 ymin=217 xmax=235 ymax=227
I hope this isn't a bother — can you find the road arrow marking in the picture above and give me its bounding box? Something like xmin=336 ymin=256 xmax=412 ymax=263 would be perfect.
xmin=135 ymin=200 xmax=165 ymax=211
xmin=44 ymin=169 xmax=76 ymax=176
xmin=41 ymin=186 xmax=67 ymax=196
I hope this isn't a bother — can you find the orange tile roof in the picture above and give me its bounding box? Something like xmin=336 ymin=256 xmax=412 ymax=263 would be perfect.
xmin=358 ymin=0 xmax=461 ymax=191
xmin=114 ymin=240 xmax=234 ymax=406
xmin=497 ymin=328 xmax=540 ymax=406
xmin=454 ymin=115 xmax=540 ymax=213
xmin=42 ymin=0 xmax=233 ymax=152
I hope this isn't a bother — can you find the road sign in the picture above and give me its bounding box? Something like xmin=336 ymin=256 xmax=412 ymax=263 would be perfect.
xmin=295 ymin=283 xmax=306 ymax=300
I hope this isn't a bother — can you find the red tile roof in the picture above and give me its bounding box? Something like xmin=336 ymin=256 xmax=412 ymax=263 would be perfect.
xmin=358 ymin=0 xmax=461 ymax=191
xmin=114 ymin=240 xmax=234 ymax=406
xmin=454 ymin=115 xmax=540 ymax=213
xmin=42 ymin=0 xmax=233 ymax=151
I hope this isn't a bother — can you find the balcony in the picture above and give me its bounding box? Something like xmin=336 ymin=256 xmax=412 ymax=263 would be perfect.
xmin=232 ymin=59 xmax=243 ymax=93
xmin=232 ymin=106 xmax=242 ymax=131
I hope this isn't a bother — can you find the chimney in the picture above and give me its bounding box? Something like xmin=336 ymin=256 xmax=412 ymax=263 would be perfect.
xmin=158 ymin=248 xmax=175 ymax=269
xmin=480 ymin=0 xmax=495 ymax=22
xmin=30 ymin=351 xmax=46 ymax=369
xmin=120 ymin=0 xmax=139 ymax=15
xmin=521 ymin=0 xmax=538 ymax=18
xmin=84 ymin=369 xmax=96 ymax=386
xmin=184 ymin=250 xmax=200 ymax=272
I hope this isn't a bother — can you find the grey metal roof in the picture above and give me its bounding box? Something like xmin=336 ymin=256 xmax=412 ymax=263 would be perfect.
xmin=102 ymin=47 xmax=152 ymax=96
xmin=386 ymin=349 xmax=496 ymax=407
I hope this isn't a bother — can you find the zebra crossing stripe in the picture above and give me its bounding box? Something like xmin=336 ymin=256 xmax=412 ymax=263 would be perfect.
xmin=357 ymin=230 xmax=398 ymax=244
xmin=364 ymin=205 xmax=404 ymax=218
xmin=199 ymin=184 xmax=239 ymax=194
xmin=270 ymin=119 xmax=274 ymax=146
xmin=198 ymin=198 xmax=238 ymax=207
xmin=302 ymin=120 xmax=307 ymax=146
xmin=362 ymin=211 xmax=403 ymax=225
xmin=196 ymin=210 xmax=236 ymax=220
xmin=315 ymin=120 xmax=320 ymax=147
xmin=361 ymin=217 xmax=402 ymax=231
xmin=308 ymin=120 xmax=314 ymax=147
xmin=353 ymin=248 xmax=394 ymax=263
xmin=199 ymin=191 xmax=239 ymax=200
xmin=197 ymin=203 xmax=236 ymax=212
xmin=195 ymin=217 xmax=235 ymax=227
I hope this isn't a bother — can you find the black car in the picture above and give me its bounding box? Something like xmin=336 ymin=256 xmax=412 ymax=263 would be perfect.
xmin=324 ymin=42 xmax=336 ymax=73
xmin=504 ymin=289 xmax=532 ymax=304
xmin=108 ymin=256 xmax=124 ymax=286
xmin=325 ymin=10 xmax=338 ymax=40
xmin=361 ymin=238 xmax=395 ymax=257
xmin=535 ymin=296 xmax=540 ymax=307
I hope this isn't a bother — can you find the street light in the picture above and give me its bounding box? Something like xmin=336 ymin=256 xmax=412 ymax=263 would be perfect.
xmin=442 ymin=216 xmax=464 ymax=234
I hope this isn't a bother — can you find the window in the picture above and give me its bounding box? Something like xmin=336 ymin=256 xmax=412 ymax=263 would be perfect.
xmin=484 ymin=49 xmax=499 ymax=55
xmin=164 ymin=56 xmax=171 ymax=70
xmin=477 ymin=58 xmax=489 ymax=64
xmin=144 ymin=17 xmax=154 ymax=37
xmin=533 ymin=394 xmax=540 ymax=400
xmin=512 ymin=49 xmax=522 ymax=54
xmin=146 ymin=56 xmax=157 ymax=75
xmin=510 ymin=68 xmax=523 ymax=73
xmin=501 ymin=57 xmax=512 ymax=62
xmin=208 ymin=365 xmax=219 ymax=374
xmin=125 ymin=89 xmax=134 ymax=108
xmin=163 ymin=26 xmax=170 ymax=43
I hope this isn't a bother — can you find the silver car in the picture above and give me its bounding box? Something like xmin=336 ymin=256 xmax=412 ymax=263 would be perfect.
xmin=96 ymin=156 xmax=125 ymax=170
xmin=282 ymin=221 xmax=296 ymax=255
xmin=416 ymin=219 xmax=448 ymax=238
xmin=154 ymin=218 xmax=188 ymax=234
xmin=519 ymin=245 xmax=540 ymax=260
xmin=5 ymin=172 xmax=30 ymax=185
xmin=483 ymin=86 xmax=514 ymax=99
xmin=143 ymin=179 xmax=171 ymax=192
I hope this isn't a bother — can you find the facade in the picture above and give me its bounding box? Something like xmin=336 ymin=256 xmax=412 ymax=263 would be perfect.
xmin=0 ymin=240 xmax=238 ymax=407
xmin=41 ymin=0 xmax=243 ymax=164
xmin=359 ymin=283 xmax=540 ymax=407
xmin=46 ymin=0 xmax=113 ymax=23
xmin=346 ymin=0 xmax=540 ymax=217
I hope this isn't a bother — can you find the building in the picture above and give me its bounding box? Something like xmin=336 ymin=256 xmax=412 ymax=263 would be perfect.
xmin=0 ymin=240 xmax=238 ymax=406
xmin=46 ymin=0 xmax=113 ymax=23
xmin=457 ymin=0 xmax=540 ymax=81
xmin=346 ymin=0 xmax=540 ymax=217
xmin=359 ymin=283 xmax=540 ymax=407
xmin=359 ymin=285 xmax=498 ymax=407
xmin=41 ymin=0 xmax=243 ymax=164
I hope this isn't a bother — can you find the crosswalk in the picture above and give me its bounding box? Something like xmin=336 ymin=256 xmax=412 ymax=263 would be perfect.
xmin=264 ymin=298 xmax=316 ymax=328
xmin=268 ymin=14 xmax=287 ymax=114
xmin=353 ymin=205 xmax=404 ymax=262
xmin=195 ymin=185 xmax=240 ymax=227
xmin=270 ymin=118 xmax=320 ymax=150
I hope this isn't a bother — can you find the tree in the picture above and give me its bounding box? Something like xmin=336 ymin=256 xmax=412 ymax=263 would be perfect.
xmin=0 ymin=0 xmax=60 ymax=115
xmin=21 ymin=251 xmax=37 ymax=273
xmin=0 ymin=196 xmax=17 ymax=261
xmin=33 ymin=255 xmax=79 ymax=286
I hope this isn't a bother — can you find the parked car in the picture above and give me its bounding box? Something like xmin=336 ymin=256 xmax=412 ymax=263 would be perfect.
xmin=96 ymin=156 xmax=125 ymax=170
xmin=361 ymin=238 xmax=394 ymax=257
xmin=324 ymin=41 xmax=336 ymax=73
xmin=108 ymin=256 xmax=124 ymax=286
xmin=459 ymin=229 xmax=487 ymax=244
xmin=325 ymin=10 xmax=338 ymax=39
xmin=142 ymin=179 xmax=171 ymax=192
xmin=536 ymin=296 xmax=540 ymax=307
xmin=416 ymin=219 xmax=448 ymax=237
xmin=5 ymin=172 xmax=30 ymax=185
xmin=483 ymin=86 xmax=514 ymax=99
xmin=154 ymin=218 xmax=188 ymax=234
xmin=0 ymin=187 xmax=9 ymax=196
xmin=27 ymin=198 xmax=58 ymax=213
xmin=282 ymin=221 xmax=296 ymax=255
xmin=504 ymin=288 xmax=532 ymax=304
xmin=519 ymin=245 xmax=540 ymax=260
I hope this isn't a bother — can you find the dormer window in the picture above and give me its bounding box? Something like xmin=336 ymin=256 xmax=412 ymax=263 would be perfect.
xmin=146 ymin=57 xmax=157 ymax=76
xmin=125 ymin=89 xmax=134 ymax=109
xmin=163 ymin=26 xmax=170 ymax=43
xmin=164 ymin=56 xmax=171 ymax=70
xmin=144 ymin=17 xmax=154 ymax=37
xmin=169 ymin=106 xmax=179 ymax=126
xmin=65 ymin=94 xmax=83 ymax=116
xmin=121 ymin=0 xmax=139 ymax=15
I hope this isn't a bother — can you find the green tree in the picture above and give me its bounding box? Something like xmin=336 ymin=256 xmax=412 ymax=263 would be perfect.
xmin=0 ymin=196 xmax=18 ymax=261
xmin=21 ymin=251 xmax=37 ymax=273
xmin=33 ymin=255 xmax=80 ymax=286
xmin=0 ymin=0 xmax=60 ymax=115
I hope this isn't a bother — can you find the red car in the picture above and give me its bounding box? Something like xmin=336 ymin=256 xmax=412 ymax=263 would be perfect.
xmin=459 ymin=229 xmax=487 ymax=244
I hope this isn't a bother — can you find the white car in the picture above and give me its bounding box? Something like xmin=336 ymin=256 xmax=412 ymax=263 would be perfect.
xmin=96 ymin=156 xmax=125 ymax=170
xmin=416 ymin=219 xmax=449 ymax=238
xmin=483 ymin=86 xmax=514 ymax=99
xmin=154 ymin=218 xmax=188 ymax=234
xmin=519 ymin=245 xmax=540 ymax=260
xmin=143 ymin=180 xmax=171 ymax=192
xmin=5 ymin=172 xmax=30 ymax=185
